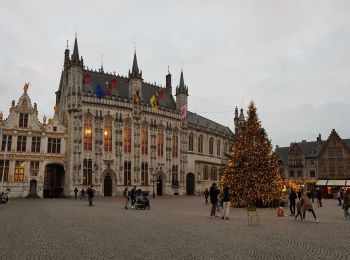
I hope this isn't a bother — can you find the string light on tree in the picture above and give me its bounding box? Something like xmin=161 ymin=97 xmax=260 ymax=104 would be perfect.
xmin=220 ymin=101 xmax=283 ymax=207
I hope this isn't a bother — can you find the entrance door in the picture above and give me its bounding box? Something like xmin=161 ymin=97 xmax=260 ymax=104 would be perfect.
xmin=29 ymin=180 xmax=37 ymax=197
xmin=44 ymin=164 xmax=64 ymax=198
xmin=104 ymin=175 xmax=112 ymax=197
xmin=157 ymin=177 xmax=162 ymax=196
xmin=186 ymin=173 xmax=195 ymax=195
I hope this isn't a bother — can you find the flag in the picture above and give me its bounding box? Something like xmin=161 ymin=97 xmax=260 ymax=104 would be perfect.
xmin=150 ymin=95 xmax=158 ymax=112
xmin=110 ymin=78 xmax=117 ymax=89
xmin=96 ymin=83 xmax=105 ymax=99
xmin=180 ymin=104 xmax=187 ymax=120
xmin=84 ymin=73 xmax=91 ymax=85
xmin=133 ymin=90 xmax=140 ymax=105
xmin=157 ymin=89 xmax=164 ymax=100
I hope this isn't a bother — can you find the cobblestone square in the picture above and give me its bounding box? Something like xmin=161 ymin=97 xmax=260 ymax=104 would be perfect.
xmin=0 ymin=196 xmax=349 ymax=260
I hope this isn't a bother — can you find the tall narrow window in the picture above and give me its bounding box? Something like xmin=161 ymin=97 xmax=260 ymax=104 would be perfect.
xmin=14 ymin=160 xmax=25 ymax=182
xmin=19 ymin=113 xmax=28 ymax=128
xmin=17 ymin=136 xmax=27 ymax=152
xmin=31 ymin=136 xmax=41 ymax=153
xmin=47 ymin=138 xmax=61 ymax=153
xmin=141 ymin=162 xmax=148 ymax=186
xmin=203 ymin=166 xmax=208 ymax=180
xmin=124 ymin=124 xmax=131 ymax=153
xmin=83 ymin=159 xmax=92 ymax=186
xmin=84 ymin=117 xmax=92 ymax=151
xmin=209 ymin=137 xmax=214 ymax=155
xmin=0 ymin=160 xmax=9 ymax=181
xmin=157 ymin=128 xmax=164 ymax=157
xmin=1 ymin=135 xmax=12 ymax=152
xmin=30 ymin=161 xmax=39 ymax=176
xmin=124 ymin=161 xmax=131 ymax=186
xmin=217 ymin=140 xmax=221 ymax=156
xmin=198 ymin=135 xmax=203 ymax=153
xmin=104 ymin=118 xmax=112 ymax=152
xmin=224 ymin=142 xmax=228 ymax=154
xmin=141 ymin=126 xmax=148 ymax=155
xmin=172 ymin=165 xmax=178 ymax=187
xmin=188 ymin=133 xmax=194 ymax=152
xmin=211 ymin=167 xmax=217 ymax=180
xmin=172 ymin=134 xmax=178 ymax=158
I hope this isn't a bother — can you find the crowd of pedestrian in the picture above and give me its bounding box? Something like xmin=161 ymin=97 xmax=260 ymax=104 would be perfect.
xmin=208 ymin=183 xmax=230 ymax=220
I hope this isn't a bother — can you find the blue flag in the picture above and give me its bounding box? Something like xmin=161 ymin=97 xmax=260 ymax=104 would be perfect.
xmin=96 ymin=83 xmax=105 ymax=99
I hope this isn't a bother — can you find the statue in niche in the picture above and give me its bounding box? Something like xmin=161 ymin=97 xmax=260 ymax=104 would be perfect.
xmin=23 ymin=82 xmax=29 ymax=93
xmin=43 ymin=115 xmax=47 ymax=124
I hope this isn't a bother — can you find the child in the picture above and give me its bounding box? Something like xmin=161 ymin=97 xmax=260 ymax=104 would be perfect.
xmin=295 ymin=200 xmax=303 ymax=221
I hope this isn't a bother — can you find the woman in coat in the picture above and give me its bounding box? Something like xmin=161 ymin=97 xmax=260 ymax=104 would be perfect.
xmin=301 ymin=192 xmax=319 ymax=223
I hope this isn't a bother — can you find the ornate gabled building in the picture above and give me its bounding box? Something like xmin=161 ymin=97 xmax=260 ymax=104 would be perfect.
xmin=0 ymin=36 xmax=235 ymax=198
xmin=275 ymin=129 xmax=350 ymax=193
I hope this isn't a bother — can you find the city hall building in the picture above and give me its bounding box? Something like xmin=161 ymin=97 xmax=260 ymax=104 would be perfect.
xmin=0 ymin=36 xmax=237 ymax=198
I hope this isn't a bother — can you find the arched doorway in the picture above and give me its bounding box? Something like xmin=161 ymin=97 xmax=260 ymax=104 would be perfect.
xmin=104 ymin=174 xmax=112 ymax=197
xmin=29 ymin=180 xmax=37 ymax=197
xmin=44 ymin=164 xmax=65 ymax=198
xmin=186 ymin=173 xmax=195 ymax=195
xmin=156 ymin=173 xmax=166 ymax=196
xmin=102 ymin=168 xmax=116 ymax=197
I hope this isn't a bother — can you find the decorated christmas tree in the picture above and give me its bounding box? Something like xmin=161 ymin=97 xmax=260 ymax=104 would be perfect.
xmin=221 ymin=101 xmax=283 ymax=207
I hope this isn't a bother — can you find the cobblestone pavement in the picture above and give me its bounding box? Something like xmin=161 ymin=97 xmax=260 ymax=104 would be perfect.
xmin=0 ymin=196 xmax=349 ymax=260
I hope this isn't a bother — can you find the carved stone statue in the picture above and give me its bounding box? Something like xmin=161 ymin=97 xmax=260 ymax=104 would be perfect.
xmin=63 ymin=116 xmax=68 ymax=127
xmin=0 ymin=111 xmax=3 ymax=121
xmin=43 ymin=115 xmax=47 ymax=124
xmin=23 ymin=82 xmax=29 ymax=93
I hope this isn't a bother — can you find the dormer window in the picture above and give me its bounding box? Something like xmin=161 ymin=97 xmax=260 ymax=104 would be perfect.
xmin=19 ymin=113 xmax=28 ymax=128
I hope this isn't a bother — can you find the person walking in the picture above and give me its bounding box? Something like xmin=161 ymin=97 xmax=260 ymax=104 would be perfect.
xmin=204 ymin=188 xmax=209 ymax=205
xmin=80 ymin=188 xmax=85 ymax=200
xmin=337 ymin=190 xmax=342 ymax=206
xmin=124 ymin=187 xmax=129 ymax=210
xmin=317 ymin=189 xmax=323 ymax=207
xmin=74 ymin=187 xmax=78 ymax=199
xmin=209 ymin=183 xmax=219 ymax=218
xmin=130 ymin=186 xmax=137 ymax=208
xmin=301 ymin=192 xmax=318 ymax=223
xmin=221 ymin=186 xmax=230 ymax=220
xmin=294 ymin=199 xmax=303 ymax=221
xmin=297 ymin=190 xmax=302 ymax=200
xmin=342 ymin=188 xmax=350 ymax=220
xmin=87 ymin=185 xmax=94 ymax=206
xmin=289 ymin=188 xmax=297 ymax=216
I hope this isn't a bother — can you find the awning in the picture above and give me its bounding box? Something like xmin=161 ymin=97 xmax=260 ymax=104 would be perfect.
xmin=327 ymin=180 xmax=346 ymax=186
xmin=346 ymin=180 xmax=350 ymax=186
xmin=316 ymin=180 xmax=328 ymax=186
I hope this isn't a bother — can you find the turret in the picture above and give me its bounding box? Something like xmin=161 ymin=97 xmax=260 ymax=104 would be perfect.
xmin=234 ymin=106 xmax=239 ymax=134
xmin=128 ymin=51 xmax=143 ymax=101
xmin=166 ymin=68 xmax=172 ymax=94
xmin=71 ymin=35 xmax=82 ymax=66
xmin=175 ymin=70 xmax=188 ymax=111
xmin=128 ymin=51 xmax=142 ymax=79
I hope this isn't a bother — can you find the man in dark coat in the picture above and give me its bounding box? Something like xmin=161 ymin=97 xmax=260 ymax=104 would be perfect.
xmin=209 ymin=183 xmax=219 ymax=218
xmin=317 ymin=189 xmax=323 ymax=207
xmin=131 ymin=186 xmax=137 ymax=208
xmin=87 ymin=185 xmax=94 ymax=206
xmin=289 ymin=188 xmax=297 ymax=215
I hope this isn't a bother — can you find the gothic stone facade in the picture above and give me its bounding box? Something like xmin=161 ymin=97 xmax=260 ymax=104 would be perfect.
xmin=0 ymin=37 xmax=234 ymax=198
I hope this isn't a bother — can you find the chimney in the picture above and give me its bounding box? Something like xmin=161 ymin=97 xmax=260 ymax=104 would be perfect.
xmin=317 ymin=133 xmax=322 ymax=143
xmin=166 ymin=72 xmax=172 ymax=93
xmin=302 ymin=140 xmax=306 ymax=143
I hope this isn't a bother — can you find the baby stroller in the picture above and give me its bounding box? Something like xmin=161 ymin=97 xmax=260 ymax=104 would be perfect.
xmin=134 ymin=194 xmax=150 ymax=210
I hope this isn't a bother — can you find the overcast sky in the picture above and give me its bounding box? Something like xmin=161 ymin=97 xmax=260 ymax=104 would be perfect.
xmin=0 ymin=0 xmax=349 ymax=147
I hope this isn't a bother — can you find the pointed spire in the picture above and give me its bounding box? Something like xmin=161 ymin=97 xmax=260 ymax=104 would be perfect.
xmin=175 ymin=69 xmax=188 ymax=96
xmin=71 ymin=35 xmax=79 ymax=61
xmin=128 ymin=51 xmax=142 ymax=79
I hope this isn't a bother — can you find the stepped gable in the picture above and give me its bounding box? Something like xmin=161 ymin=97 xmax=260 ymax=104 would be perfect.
xmin=187 ymin=111 xmax=233 ymax=138
xmin=82 ymin=69 xmax=176 ymax=110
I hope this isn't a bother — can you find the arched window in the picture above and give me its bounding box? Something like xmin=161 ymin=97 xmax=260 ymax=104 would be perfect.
xmin=217 ymin=140 xmax=221 ymax=156
xmin=188 ymin=133 xmax=194 ymax=152
xmin=209 ymin=137 xmax=214 ymax=155
xmin=157 ymin=128 xmax=164 ymax=157
xmin=124 ymin=123 xmax=131 ymax=153
xmin=104 ymin=118 xmax=112 ymax=152
xmin=198 ymin=135 xmax=203 ymax=153
xmin=172 ymin=134 xmax=178 ymax=158
xmin=84 ymin=116 xmax=92 ymax=151
xmin=141 ymin=125 xmax=148 ymax=155
xmin=203 ymin=166 xmax=208 ymax=180
xmin=211 ymin=167 xmax=217 ymax=181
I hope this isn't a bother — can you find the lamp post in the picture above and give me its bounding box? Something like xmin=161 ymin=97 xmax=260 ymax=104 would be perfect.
xmin=0 ymin=127 xmax=9 ymax=193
